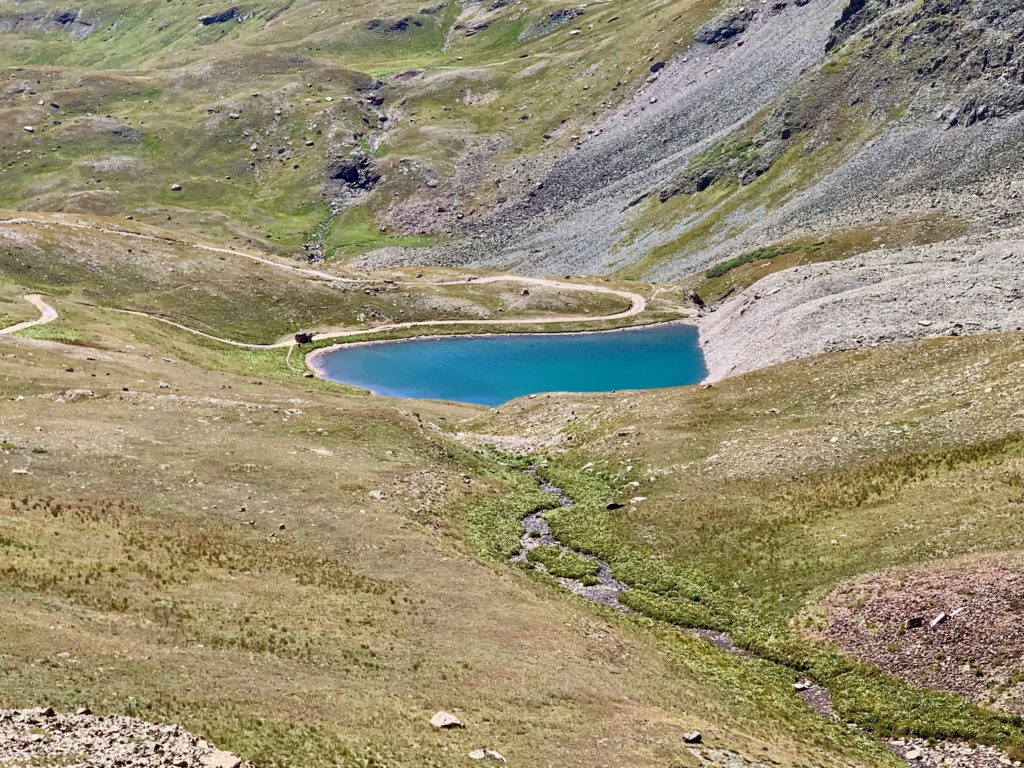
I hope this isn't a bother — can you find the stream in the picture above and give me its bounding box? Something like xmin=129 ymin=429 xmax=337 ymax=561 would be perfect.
xmin=507 ymin=467 xmax=996 ymax=768
xmin=511 ymin=468 xmax=834 ymax=713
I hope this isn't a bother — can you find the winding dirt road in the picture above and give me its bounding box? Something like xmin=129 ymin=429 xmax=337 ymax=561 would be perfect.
xmin=101 ymin=275 xmax=647 ymax=351
xmin=0 ymin=214 xmax=652 ymax=354
xmin=0 ymin=295 xmax=58 ymax=336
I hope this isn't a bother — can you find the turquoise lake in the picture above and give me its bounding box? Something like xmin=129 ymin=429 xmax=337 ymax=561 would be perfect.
xmin=315 ymin=324 xmax=707 ymax=406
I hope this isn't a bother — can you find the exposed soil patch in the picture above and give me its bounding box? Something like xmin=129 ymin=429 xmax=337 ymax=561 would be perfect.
xmin=818 ymin=555 xmax=1024 ymax=715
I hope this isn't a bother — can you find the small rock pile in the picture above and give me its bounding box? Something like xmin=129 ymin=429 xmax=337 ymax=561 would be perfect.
xmin=0 ymin=708 xmax=252 ymax=768
xmin=820 ymin=557 xmax=1024 ymax=714
xmin=890 ymin=738 xmax=1022 ymax=768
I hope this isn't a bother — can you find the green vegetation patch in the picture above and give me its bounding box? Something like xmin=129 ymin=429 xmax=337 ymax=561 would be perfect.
xmin=525 ymin=545 xmax=599 ymax=580
xmin=704 ymin=243 xmax=807 ymax=279
xmin=463 ymin=457 xmax=558 ymax=562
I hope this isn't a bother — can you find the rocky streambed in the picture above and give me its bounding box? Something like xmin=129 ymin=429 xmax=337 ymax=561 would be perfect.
xmin=511 ymin=470 xmax=628 ymax=609
xmin=511 ymin=467 xmax=1022 ymax=768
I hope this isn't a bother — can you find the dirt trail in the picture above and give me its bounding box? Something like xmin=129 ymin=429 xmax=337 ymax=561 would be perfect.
xmin=103 ymin=275 xmax=647 ymax=352
xmin=0 ymin=294 xmax=57 ymax=336
xmin=0 ymin=214 xmax=362 ymax=285
xmin=0 ymin=213 xmax=650 ymax=354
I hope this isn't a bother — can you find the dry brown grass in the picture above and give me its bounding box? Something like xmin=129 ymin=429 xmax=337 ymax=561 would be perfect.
xmin=0 ymin=311 xmax=891 ymax=767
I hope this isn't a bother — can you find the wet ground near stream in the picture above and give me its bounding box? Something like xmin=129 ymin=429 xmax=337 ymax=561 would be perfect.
xmin=508 ymin=467 xmax=1016 ymax=768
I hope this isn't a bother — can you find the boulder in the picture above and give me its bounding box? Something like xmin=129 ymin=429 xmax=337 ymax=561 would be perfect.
xmin=430 ymin=711 xmax=464 ymax=729
xmin=327 ymin=156 xmax=381 ymax=195
xmin=201 ymin=751 xmax=242 ymax=768
xmin=683 ymin=730 xmax=702 ymax=744
xmin=199 ymin=7 xmax=239 ymax=25
xmin=694 ymin=7 xmax=755 ymax=44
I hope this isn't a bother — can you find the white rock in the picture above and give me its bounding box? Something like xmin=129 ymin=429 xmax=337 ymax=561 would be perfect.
xmin=468 ymin=748 xmax=506 ymax=762
xmin=430 ymin=711 xmax=463 ymax=729
xmin=202 ymin=751 xmax=242 ymax=768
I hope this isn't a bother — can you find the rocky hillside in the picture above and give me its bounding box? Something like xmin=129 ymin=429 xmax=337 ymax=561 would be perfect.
xmin=433 ymin=0 xmax=1024 ymax=378
xmin=6 ymin=0 xmax=1021 ymax=288
xmin=424 ymin=0 xmax=1024 ymax=279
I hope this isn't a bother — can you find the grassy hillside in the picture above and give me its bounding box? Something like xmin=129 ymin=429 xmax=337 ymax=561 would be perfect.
xmin=4 ymin=0 xmax=1023 ymax=764
xmin=0 ymin=295 xmax=903 ymax=768
xmin=465 ymin=330 xmax=1024 ymax=752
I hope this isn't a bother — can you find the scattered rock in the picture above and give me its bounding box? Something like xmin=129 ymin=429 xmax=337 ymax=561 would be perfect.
xmin=0 ymin=708 xmax=252 ymax=768
xmin=170 ymin=183 xmax=182 ymax=192
xmin=55 ymin=389 xmax=95 ymax=403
